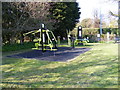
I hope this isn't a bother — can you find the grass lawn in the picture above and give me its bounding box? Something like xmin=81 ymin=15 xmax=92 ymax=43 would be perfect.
xmin=1 ymin=43 xmax=118 ymax=88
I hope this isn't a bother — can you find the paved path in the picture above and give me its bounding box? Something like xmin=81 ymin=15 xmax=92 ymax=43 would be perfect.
xmin=7 ymin=47 xmax=91 ymax=62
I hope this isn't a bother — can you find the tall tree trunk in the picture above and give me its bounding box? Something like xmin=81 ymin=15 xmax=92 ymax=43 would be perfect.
xmin=20 ymin=32 xmax=24 ymax=44
xmin=10 ymin=31 xmax=16 ymax=44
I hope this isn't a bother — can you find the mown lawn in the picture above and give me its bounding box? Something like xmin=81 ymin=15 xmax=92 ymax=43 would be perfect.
xmin=1 ymin=43 xmax=118 ymax=88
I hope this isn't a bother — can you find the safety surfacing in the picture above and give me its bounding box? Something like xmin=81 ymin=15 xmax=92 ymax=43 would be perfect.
xmin=7 ymin=47 xmax=91 ymax=62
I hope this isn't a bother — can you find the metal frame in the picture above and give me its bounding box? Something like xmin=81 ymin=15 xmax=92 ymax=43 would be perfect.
xmin=23 ymin=29 xmax=57 ymax=52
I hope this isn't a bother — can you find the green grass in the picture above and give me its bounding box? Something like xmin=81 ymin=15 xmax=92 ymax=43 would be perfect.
xmin=2 ymin=40 xmax=90 ymax=52
xmin=2 ymin=40 xmax=68 ymax=52
xmin=1 ymin=43 xmax=118 ymax=88
xmin=2 ymin=42 xmax=35 ymax=52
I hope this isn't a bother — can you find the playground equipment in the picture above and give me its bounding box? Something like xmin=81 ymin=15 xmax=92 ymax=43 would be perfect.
xmin=76 ymin=25 xmax=83 ymax=45
xmin=23 ymin=24 xmax=57 ymax=52
xmin=75 ymin=25 xmax=89 ymax=45
xmin=68 ymin=25 xmax=89 ymax=47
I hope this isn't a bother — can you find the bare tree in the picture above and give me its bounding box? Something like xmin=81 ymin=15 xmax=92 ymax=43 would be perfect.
xmin=93 ymin=9 xmax=100 ymax=28
xmin=80 ymin=18 xmax=94 ymax=28
xmin=109 ymin=0 xmax=120 ymax=29
xmin=2 ymin=2 xmax=54 ymax=44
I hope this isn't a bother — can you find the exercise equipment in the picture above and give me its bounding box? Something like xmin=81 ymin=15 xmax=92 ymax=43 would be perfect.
xmin=23 ymin=24 xmax=57 ymax=52
xmin=76 ymin=25 xmax=83 ymax=45
xmin=68 ymin=25 xmax=89 ymax=47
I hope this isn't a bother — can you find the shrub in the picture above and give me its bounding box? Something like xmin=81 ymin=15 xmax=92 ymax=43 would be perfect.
xmin=2 ymin=42 xmax=34 ymax=52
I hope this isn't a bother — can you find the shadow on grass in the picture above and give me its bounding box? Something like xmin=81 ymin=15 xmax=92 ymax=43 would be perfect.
xmin=2 ymin=55 xmax=118 ymax=88
xmin=2 ymin=58 xmax=22 ymax=65
xmin=2 ymin=43 xmax=118 ymax=88
xmin=76 ymin=44 xmax=94 ymax=47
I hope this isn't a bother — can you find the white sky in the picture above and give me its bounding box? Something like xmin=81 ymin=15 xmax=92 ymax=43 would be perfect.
xmin=76 ymin=0 xmax=118 ymax=22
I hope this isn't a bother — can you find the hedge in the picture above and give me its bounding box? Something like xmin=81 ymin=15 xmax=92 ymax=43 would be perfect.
xmin=2 ymin=28 xmax=119 ymax=45
xmin=82 ymin=28 xmax=119 ymax=42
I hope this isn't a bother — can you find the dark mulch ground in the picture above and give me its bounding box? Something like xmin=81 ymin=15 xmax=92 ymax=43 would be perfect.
xmin=7 ymin=47 xmax=91 ymax=62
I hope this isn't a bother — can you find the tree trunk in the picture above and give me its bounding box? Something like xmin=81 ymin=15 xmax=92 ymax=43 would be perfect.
xmin=10 ymin=33 xmax=16 ymax=44
xmin=20 ymin=32 xmax=24 ymax=44
xmin=10 ymin=37 xmax=15 ymax=44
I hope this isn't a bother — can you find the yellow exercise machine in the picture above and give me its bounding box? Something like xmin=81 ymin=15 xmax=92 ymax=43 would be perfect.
xmin=23 ymin=24 xmax=57 ymax=52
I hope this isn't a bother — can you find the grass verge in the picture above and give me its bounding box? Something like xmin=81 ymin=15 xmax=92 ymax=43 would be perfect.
xmin=1 ymin=43 xmax=118 ymax=88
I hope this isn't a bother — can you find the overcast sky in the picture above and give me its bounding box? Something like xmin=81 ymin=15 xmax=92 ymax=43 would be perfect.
xmin=76 ymin=0 xmax=118 ymax=22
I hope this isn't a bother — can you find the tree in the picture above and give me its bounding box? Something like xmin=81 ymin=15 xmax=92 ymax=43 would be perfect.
xmin=108 ymin=16 xmax=118 ymax=28
xmin=49 ymin=2 xmax=80 ymax=38
xmin=80 ymin=18 xmax=94 ymax=28
xmin=109 ymin=0 xmax=120 ymax=33
xmin=2 ymin=2 xmax=81 ymax=45
xmin=93 ymin=9 xmax=100 ymax=28
xmin=2 ymin=2 xmax=53 ymax=44
xmin=2 ymin=2 xmax=52 ymax=29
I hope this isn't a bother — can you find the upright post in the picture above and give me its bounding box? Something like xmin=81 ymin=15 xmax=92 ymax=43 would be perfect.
xmin=41 ymin=23 xmax=45 ymax=52
xmin=99 ymin=10 xmax=102 ymax=36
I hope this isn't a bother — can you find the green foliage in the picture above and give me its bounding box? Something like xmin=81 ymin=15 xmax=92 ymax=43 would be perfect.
xmin=2 ymin=2 xmax=80 ymax=45
xmin=82 ymin=28 xmax=119 ymax=42
xmin=98 ymin=41 xmax=106 ymax=43
xmin=49 ymin=2 xmax=80 ymax=38
xmin=103 ymin=28 xmax=119 ymax=35
xmin=2 ymin=30 xmax=29 ymax=45
xmin=2 ymin=2 xmax=30 ymax=30
xmin=82 ymin=28 xmax=98 ymax=42
xmin=2 ymin=42 xmax=34 ymax=52
xmin=82 ymin=28 xmax=98 ymax=36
